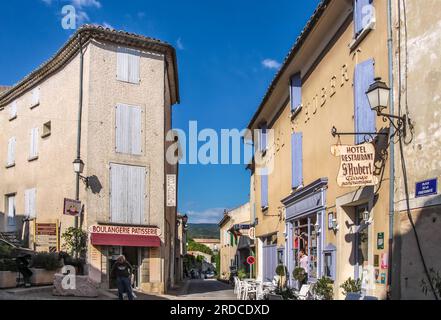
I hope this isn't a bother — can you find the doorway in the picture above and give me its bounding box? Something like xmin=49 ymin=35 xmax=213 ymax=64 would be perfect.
xmin=354 ymin=204 xmax=369 ymax=281
xmin=108 ymin=246 xmax=140 ymax=289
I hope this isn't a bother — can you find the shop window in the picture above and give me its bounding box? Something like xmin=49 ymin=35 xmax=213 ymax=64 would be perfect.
xmin=323 ymin=244 xmax=337 ymax=281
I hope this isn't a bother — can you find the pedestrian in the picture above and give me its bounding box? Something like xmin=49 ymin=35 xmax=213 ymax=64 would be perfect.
xmin=111 ymin=255 xmax=135 ymax=300
xmin=299 ymin=249 xmax=309 ymax=281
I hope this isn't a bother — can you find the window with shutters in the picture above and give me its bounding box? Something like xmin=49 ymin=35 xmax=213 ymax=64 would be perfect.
xmin=25 ymin=188 xmax=37 ymax=219
xmin=9 ymin=101 xmax=17 ymax=120
xmin=259 ymin=123 xmax=268 ymax=154
xmin=351 ymin=0 xmax=375 ymax=48
xmin=291 ymin=133 xmax=303 ymax=189
xmin=6 ymin=137 xmax=16 ymax=168
xmin=29 ymin=127 xmax=39 ymax=160
xmin=110 ymin=163 xmax=147 ymax=225
xmin=115 ymin=104 xmax=142 ymax=155
xmin=117 ymin=47 xmax=140 ymax=84
xmin=290 ymin=73 xmax=302 ymax=114
xmin=354 ymin=59 xmax=376 ymax=144
xmin=31 ymin=88 xmax=40 ymax=108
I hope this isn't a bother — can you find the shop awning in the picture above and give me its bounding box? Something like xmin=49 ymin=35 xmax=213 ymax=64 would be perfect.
xmin=91 ymin=233 xmax=161 ymax=247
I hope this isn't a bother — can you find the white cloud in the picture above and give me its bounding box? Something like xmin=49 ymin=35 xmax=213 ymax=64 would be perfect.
xmin=262 ymin=58 xmax=281 ymax=70
xmin=187 ymin=207 xmax=225 ymax=224
xmin=176 ymin=37 xmax=185 ymax=50
xmin=71 ymin=0 xmax=102 ymax=9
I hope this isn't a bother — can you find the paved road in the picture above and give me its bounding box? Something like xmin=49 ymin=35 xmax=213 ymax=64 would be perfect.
xmin=177 ymin=279 xmax=236 ymax=300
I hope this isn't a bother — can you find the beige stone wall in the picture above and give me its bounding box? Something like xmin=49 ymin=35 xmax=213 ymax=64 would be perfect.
xmin=392 ymin=0 xmax=441 ymax=300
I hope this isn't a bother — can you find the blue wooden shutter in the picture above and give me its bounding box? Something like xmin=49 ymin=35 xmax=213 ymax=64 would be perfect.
xmin=290 ymin=73 xmax=302 ymax=112
xmin=354 ymin=0 xmax=373 ymax=36
xmin=354 ymin=59 xmax=375 ymax=144
xmin=259 ymin=123 xmax=268 ymax=152
xmin=261 ymin=167 xmax=268 ymax=208
xmin=291 ymin=133 xmax=303 ymax=188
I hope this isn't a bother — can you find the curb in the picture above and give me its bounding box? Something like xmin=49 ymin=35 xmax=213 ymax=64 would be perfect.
xmin=6 ymin=285 xmax=53 ymax=296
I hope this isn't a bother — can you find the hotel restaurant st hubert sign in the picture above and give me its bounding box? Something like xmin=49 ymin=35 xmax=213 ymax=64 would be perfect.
xmin=331 ymin=143 xmax=379 ymax=188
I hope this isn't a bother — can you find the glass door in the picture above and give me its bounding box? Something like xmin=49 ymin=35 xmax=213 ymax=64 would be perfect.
xmin=355 ymin=205 xmax=369 ymax=281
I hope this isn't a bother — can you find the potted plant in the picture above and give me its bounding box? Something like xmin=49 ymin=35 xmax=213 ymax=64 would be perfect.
xmin=29 ymin=252 xmax=63 ymax=286
xmin=312 ymin=277 xmax=334 ymax=300
xmin=0 ymin=259 xmax=18 ymax=289
xmin=292 ymin=267 xmax=307 ymax=290
xmin=340 ymin=277 xmax=362 ymax=297
xmin=237 ymin=268 xmax=247 ymax=280
xmin=275 ymin=265 xmax=288 ymax=289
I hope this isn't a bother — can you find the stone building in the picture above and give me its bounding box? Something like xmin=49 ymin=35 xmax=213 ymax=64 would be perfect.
xmin=0 ymin=25 xmax=180 ymax=294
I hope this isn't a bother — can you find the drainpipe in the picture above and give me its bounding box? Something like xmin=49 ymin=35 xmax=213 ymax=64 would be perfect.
xmin=75 ymin=34 xmax=85 ymax=231
xmin=386 ymin=0 xmax=396 ymax=299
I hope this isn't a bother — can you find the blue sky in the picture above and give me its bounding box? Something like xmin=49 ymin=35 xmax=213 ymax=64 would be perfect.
xmin=0 ymin=0 xmax=320 ymax=223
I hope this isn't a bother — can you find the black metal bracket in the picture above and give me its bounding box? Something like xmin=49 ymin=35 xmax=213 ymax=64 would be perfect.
xmin=331 ymin=126 xmax=388 ymax=138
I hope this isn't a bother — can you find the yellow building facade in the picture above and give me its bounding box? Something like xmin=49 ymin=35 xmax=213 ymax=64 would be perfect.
xmin=248 ymin=0 xmax=392 ymax=299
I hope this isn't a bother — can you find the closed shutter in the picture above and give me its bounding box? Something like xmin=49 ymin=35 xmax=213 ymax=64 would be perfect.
xmin=291 ymin=133 xmax=303 ymax=188
xmin=263 ymin=244 xmax=277 ymax=282
xmin=7 ymin=137 xmax=16 ymax=166
xmin=128 ymin=49 xmax=140 ymax=84
xmin=30 ymin=127 xmax=39 ymax=158
xmin=354 ymin=0 xmax=373 ymax=36
xmin=25 ymin=188 xmax=36 ymax=218
xmin=116 ymin=104 xmax=142 ymax=155
xmin=261 ymin=167 xmax=268 ymax=208
xmin=117 ymin=47 xmax=140 ymax=84
xmin=110 ymin=163 xmax=146 ymax=225
xmin=31 ymin=88 xmax=40 ymax=107
xmin=9 ymin=101 xmax=17 ymax=119
xmin=354 ymin=59 xmax=375 ymax=144
xmin=290 ymin=73 xmax=302 ymax=112
xmin=259 ymin=123 xmax=268 ymax=152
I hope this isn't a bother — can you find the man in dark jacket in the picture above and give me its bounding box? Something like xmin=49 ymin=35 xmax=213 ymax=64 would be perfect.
xmin=110 ymin=255 xmax=134 ymax=300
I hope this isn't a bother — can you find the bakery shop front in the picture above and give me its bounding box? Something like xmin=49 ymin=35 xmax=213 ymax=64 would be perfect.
xmin=88 ymin=224 xmax=162 ymax=292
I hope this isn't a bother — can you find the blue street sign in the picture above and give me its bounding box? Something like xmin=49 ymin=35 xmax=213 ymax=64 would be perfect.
xmin=415 ymin=179 xmax=438 ymax=198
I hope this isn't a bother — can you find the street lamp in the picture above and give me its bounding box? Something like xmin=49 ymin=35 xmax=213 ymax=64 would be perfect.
xmin=73 ymin=158 xmax=85 ymax=174
xmin=366 ymin=77 xmax=407 ymax=137
xmin=182 ymin=214 xmax=189 ymax=226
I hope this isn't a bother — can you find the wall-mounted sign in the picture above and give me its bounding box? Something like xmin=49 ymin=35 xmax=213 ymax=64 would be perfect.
xmin=377 ymin=232 xmax=385 ymax=250
xmin=166 ymin=174 xmax=177 ymax=207
xmin=331 ymin=143 xmax=378 ymax=187
xmin=89 ymin=224 xmax=161 ymax=237
xmin=380 ymin=273 xmax=387 ymax=285
xmin=415 ymin=178 xmax=438 ymax=198
xmin=63 ymin=198 xmax=81 ymax=216
xmin=381 ymin=253 xmax=389 ymax=269
xmin=374 ymin=254 xmax=380 ymax=268
xmin=328 ymin=212 xmax=334 ymax=230
xmin=35 ymin=221 xmax=59 ymax=251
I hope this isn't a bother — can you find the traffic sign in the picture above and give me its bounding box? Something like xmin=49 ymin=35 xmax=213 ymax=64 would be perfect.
xmin=247 ymin=256 xmax=256 ymax=265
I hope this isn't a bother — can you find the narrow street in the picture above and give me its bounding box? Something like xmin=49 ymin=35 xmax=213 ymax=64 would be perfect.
xmin=176 ymin=279 xmax=236 ymax=300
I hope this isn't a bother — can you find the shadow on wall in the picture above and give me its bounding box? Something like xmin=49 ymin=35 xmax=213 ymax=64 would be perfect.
xmin=396 ymin=195 xmax=441 ymax=300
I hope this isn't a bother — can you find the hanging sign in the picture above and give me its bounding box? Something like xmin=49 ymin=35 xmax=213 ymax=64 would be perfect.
xmin=249 ymin=227 xmax=256 ymax=240
xmin=331 ymin=143 xmax=378 ymax=187
xmin=63 ymin=198 xmax=82 ymax=216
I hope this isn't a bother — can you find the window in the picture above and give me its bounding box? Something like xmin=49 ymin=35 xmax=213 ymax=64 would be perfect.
xmin=31 ymin=88 xmax=40 ymax=108
xmin=6 ymin=195 xmax=16 ymax=229
xmin=291 ymin=133 xmax=303 ymax=189
xmin=258 ymin=123 xmax=268 ymax=153
xmin=24 ymin=188 xmax=36 ymax=219
xmin=354 ymin=59 xmax=375 ymax=144
xmin=6 ymin=137 xmax=16 ymax=167
xmin=260 ymin=167 xmax=268 ymax=210
xmin=323 ymin=244 xmax=337 ymax=281
xmin=290 ymin=73 xmax=302 ymax=114
xmin=42 ymin=121 xmax=51 ymax=138
xmin=354 ymin=0 xmax=375 ymax=38
xmin=110 ymin=163 xmax=146 ymax=225
xmin=115 ymin=104 xmax=142 ymax=155
xmin=29 ymin=127 xmax=39 ymax=160
xmin=117 ymin=47 xmax=140 ymax=84
xmin=9 ymin=101 xmax=17 ymax=120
